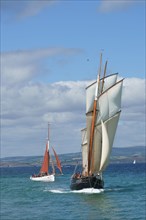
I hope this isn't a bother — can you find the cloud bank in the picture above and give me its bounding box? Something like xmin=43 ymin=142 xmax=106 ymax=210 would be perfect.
xmin=1 ymin=49 xmax=145 ymax=157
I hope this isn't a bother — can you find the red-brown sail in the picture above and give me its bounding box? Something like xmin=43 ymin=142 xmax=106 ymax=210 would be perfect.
xmin=52 ymin=147 xmax=62 ymax=174
xmin=40 ymin=143 xmax=50 ymax=174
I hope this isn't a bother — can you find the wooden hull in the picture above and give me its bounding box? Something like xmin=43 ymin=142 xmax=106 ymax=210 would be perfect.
xmin=70 ymin=176 xmax=104 ymax=190
xmin=30 ymin=174 xmax=55 ymax=182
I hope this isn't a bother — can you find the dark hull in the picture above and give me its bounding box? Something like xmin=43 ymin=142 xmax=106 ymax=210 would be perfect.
xmin=70 ymin=176 xmax=104 ymax=190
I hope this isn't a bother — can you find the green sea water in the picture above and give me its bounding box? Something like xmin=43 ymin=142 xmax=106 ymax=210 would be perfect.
xmin=0 ymin=163 xmax=145 ymax=220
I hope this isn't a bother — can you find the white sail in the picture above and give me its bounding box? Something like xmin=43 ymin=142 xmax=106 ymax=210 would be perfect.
xmin=81 ymin=128 xmax=87 ymax=146
xmin=81 ymin=128 xmax=88 ymax=175
xmin=47 ymin=140 xmax=50 ymax=150
xmin=88 ymin=112 xmax=120 ymax=174
xmin=83 ymin=71 xmax=123 ymax=176
xmin=99 ymin=120 xmax=110 ymax=172
xmin=91 ymin=123 xmax=102 ymax=174
xmin=99 ymin=112 xmax=120 ymax=172
xmin=86 ymin=73 xmax=118 ymax=113
xmin=81 ymin=122 xmax=103 ymax=175
xmin=96 ymin=79 xmax=123 ymax=124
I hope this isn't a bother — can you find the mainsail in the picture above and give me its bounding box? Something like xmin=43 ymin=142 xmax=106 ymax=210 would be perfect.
xmin=81 ymin=54 xmax=124 ymax=176
xmin=40 ymin=143 xmax=50 ymax=174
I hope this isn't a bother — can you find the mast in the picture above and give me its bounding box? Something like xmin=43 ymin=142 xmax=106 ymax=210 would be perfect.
xmin=90 ymin=59 xmax=108 ymax=173
xmin=47 ymin=122 xmax=50 ymax=151
xmin=101 ymin=60 xmax=107 ymax=93
xmin=85 ymin=55 xmax=123 ymax=176
xmin=88 ymin=53 xmax=102 ymax=175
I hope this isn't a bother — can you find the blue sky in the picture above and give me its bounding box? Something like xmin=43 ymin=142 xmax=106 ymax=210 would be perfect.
xmin=1 ymin=0 xmax=145 ymax=157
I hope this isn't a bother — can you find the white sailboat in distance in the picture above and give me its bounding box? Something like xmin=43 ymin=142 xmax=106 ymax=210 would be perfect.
xmin=30 ymin=123 xmax=62 ymax=182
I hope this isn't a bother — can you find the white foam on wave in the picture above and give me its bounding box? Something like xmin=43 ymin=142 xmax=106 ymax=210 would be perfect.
xmin=44 ymin=188 xmax=69 ymax=193
xmin=44 ymin=188 xmax=104 ymax=194
xmin=105 ymin=187 xmax=124 ymax=192
xmin=72 ymin=188 xmax=104 ymax=194
xmin=49 ymin=189 xmax=68 ymax=194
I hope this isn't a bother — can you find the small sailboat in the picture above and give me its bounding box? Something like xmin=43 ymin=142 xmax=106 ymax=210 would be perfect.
xmin=70 ymin=54 xmax=124 ymax=190
xmin=30 ymin=124 xmax=62 ymax=182
xmin=133 ymin=159 xmax=136 ymax=164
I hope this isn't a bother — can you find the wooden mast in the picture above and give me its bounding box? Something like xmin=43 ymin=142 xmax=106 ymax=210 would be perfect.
xmin=90 ymin=59 xmax=108 ymax=174
xmin=88 ymin=53 xmax=102 ymax=175
xmin=101 ymin=60 xmax=107 ymax=93
xmin=48 ymin=123 xmax=50 ymax=147
xmin=40 ymin=123 xmax=51 ymax=174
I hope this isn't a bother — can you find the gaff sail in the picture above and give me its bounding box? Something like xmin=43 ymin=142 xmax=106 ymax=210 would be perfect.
xmin=40 ymin=143 xmax=50 ymax=174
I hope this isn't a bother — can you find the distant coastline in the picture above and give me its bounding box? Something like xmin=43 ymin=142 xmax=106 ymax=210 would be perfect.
xmin=0 ymin=146 xmax=145 ymax=168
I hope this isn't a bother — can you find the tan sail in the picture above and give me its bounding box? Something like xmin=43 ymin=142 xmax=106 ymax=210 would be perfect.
xmin=40 ymin=143 xmax=49 ymax=174
xmin=52 ymin=147 xmax=63 ymax=174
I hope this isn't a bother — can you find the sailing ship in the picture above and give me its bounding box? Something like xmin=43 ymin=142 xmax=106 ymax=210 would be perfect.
xmin=30 ymin=124 xmax=63 ymax=182
xmin=70 ymin=54 xmax=124 ymax=190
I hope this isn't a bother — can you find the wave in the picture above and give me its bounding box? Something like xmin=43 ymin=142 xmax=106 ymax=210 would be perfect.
xmin=72 ymin=188 xmax=104 ymax=194
xmin=105 ymin=180 xmax=145 ymax=192
xmin=105 ymin=185 xmax=137 ymax=193
xmin=44 ymin=188 xmax=104 ymax=194
xmin=48 ymin=189 xmax=68 ymax=194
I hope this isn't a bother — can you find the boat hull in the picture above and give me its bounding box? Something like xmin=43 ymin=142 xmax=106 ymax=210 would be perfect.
xmin=30 ymin=174 xmax=55 ymax=182
xmin=70 ymin=176 xmax=104 ymax=190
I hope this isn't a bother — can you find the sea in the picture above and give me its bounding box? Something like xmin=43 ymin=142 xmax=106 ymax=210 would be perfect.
xmin=0 ymin=163 xmax=145 ymax=220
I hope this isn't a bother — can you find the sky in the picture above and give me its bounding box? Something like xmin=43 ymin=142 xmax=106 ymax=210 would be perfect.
xmin=0 ymin=0 xmax=145 ymax=158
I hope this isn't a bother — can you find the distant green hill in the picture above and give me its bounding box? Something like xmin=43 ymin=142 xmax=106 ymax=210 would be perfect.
xmin=111 ymin=146 xmax=145 ymax=157
xmin=0 ymin=146 xmax=145 ymax=167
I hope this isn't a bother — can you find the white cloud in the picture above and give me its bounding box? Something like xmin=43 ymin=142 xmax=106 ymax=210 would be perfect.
xmin=1 ymin=0 xmax=58 ymax=21
xmin=19 ymin=1 xmax=57 ymax=18
xmin=1 ymin=79 xmax=87 ymax=156
xmin=1 ymin=48 xmax=83 ymax=86
xmin=98 ymin=0 xmax=137 ymax=13
xmin=1 ymin=49 xmax=145 ymax=157
xmin=1 ymin=75 xmax=145 ymax=157
xmin=122 ymin=78 xmax=145 ymax=107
